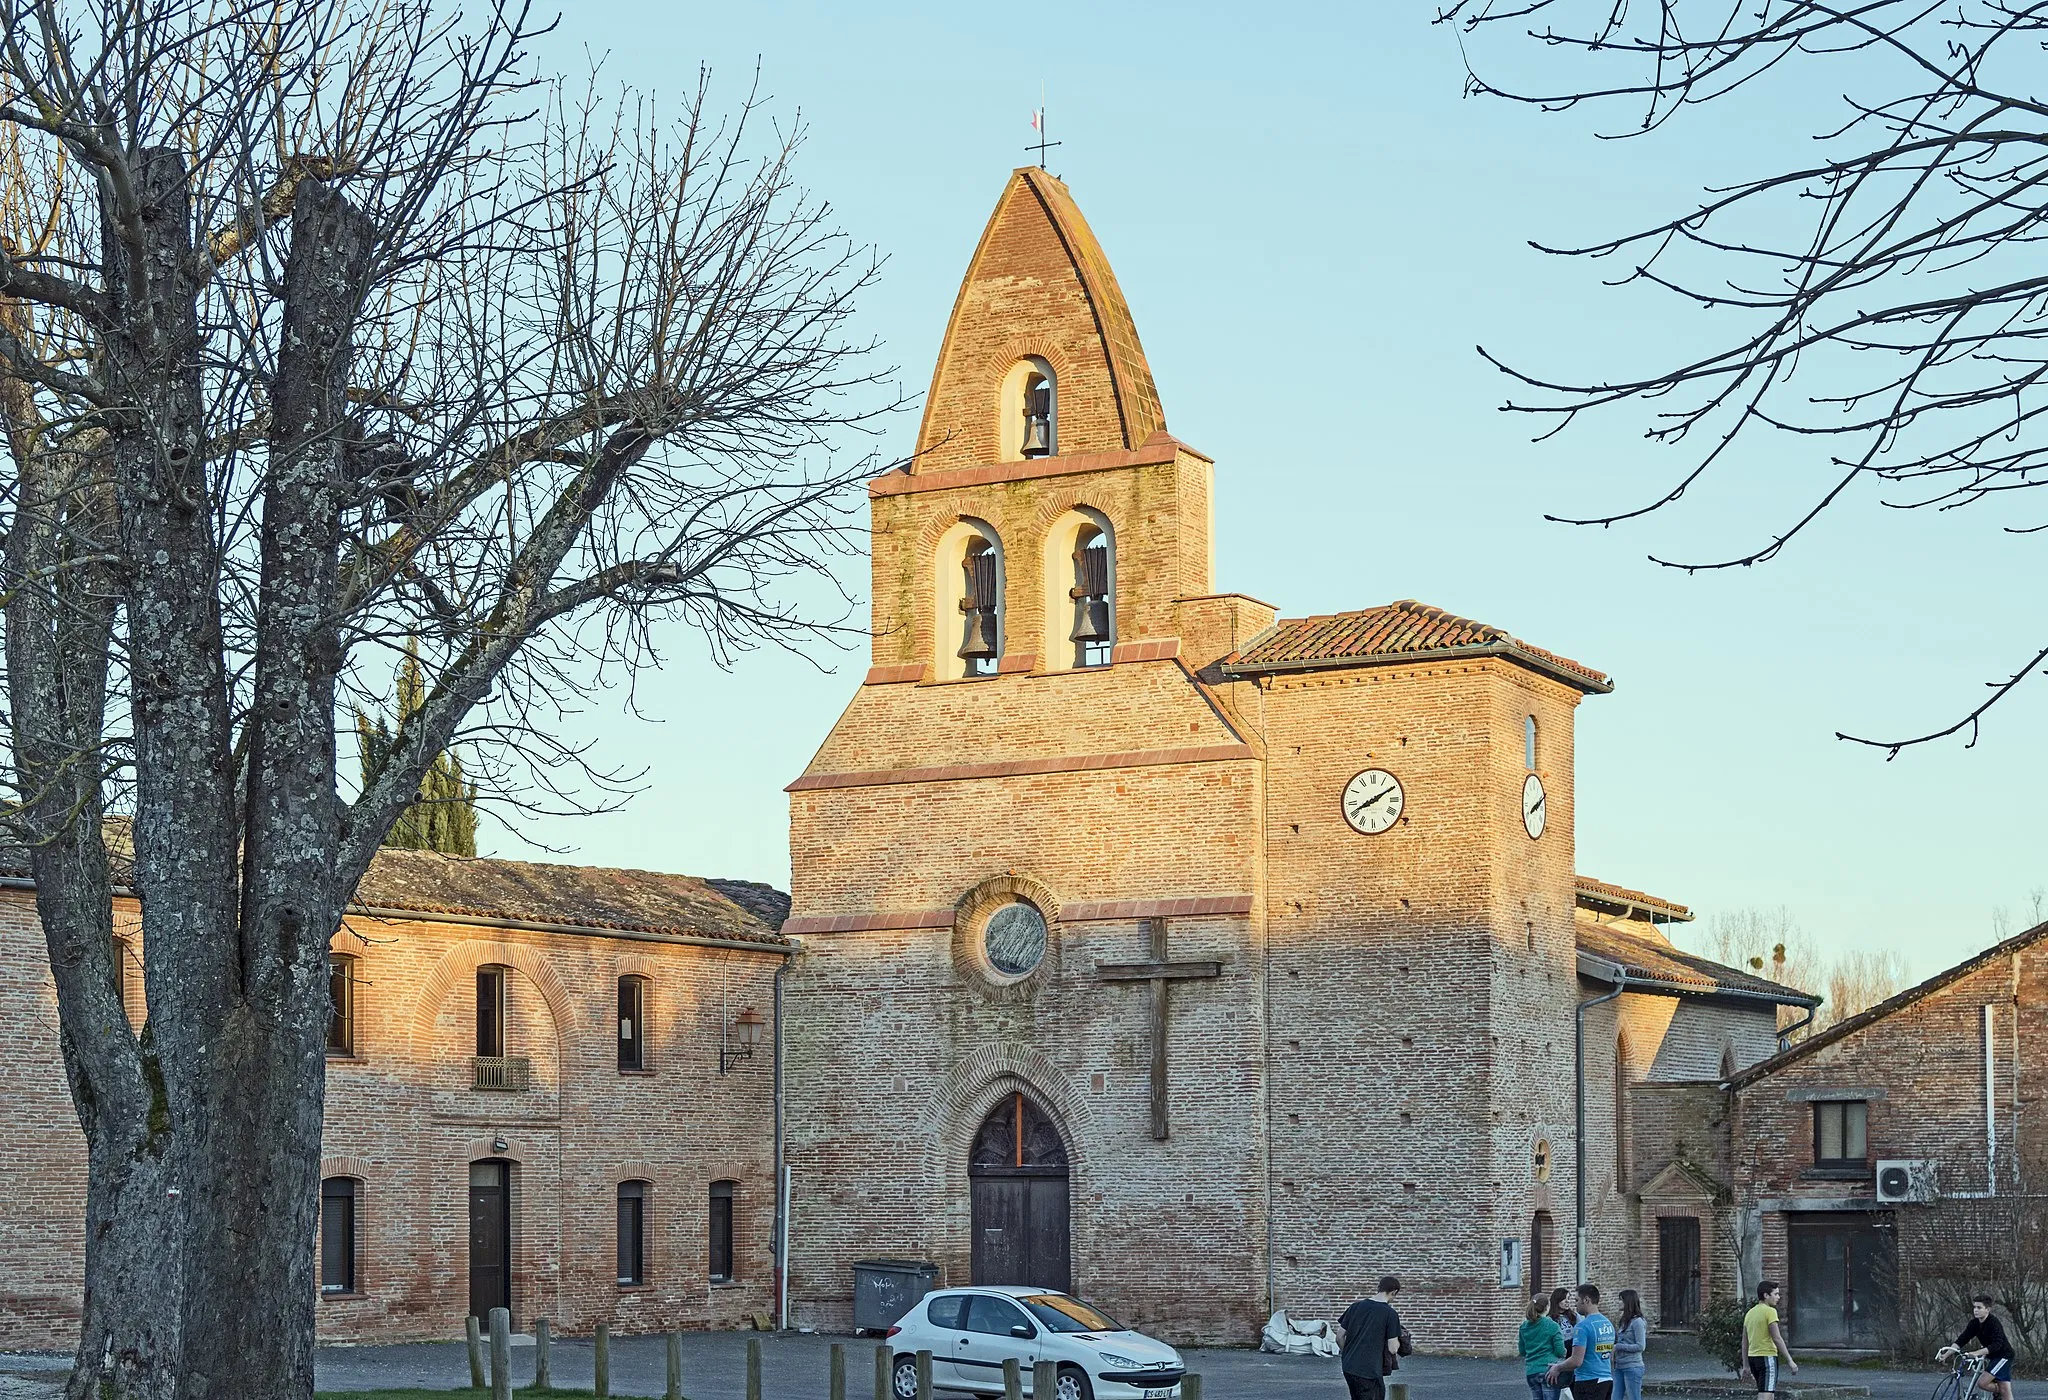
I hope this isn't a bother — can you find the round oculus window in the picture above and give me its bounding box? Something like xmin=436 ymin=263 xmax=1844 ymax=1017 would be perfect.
xmin=982 ymin=901 xmax=1049 ymax=977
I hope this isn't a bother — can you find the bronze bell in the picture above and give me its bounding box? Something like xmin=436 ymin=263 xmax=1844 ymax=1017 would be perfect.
xmin=1071 ymin=595 xmax=1110 ymax=642
xmin=958 ymin=606 xmax=1000 ymax=659
xmin=1022 ymin=382 xmax=1053 ymax=457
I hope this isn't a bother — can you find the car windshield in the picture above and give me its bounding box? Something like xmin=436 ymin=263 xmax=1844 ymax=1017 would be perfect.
xmin=1020 ymin=1293 xmax=1122 ymax=1333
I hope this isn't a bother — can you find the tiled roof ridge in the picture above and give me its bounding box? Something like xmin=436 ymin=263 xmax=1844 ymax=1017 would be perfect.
xmin=1575 ymin=875 xmax=1695 ymax=922
xmin=1221 ymin=597 xmax=1611 ymax=693
xmin=1728 ymin=917 xmax=2048 ymax=1087
xmin=1577 ymin=920 xmax=1818 ymax=1005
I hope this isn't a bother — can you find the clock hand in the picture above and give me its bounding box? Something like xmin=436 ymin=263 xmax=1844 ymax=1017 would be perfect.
xmin=1525 ymin=789 xmax=1545 ymax=814
xmin=1351 ymin=785 xmax=1395 ymax=813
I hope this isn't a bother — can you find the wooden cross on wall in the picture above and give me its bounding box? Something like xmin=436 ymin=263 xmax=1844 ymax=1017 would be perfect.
xmin=1094 ymin=919 xmax=1222 ymax=1140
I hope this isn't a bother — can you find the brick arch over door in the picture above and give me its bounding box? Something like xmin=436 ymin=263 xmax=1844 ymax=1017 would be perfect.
xmin=919 ymin=1043 xmax=1092 ymax=1284
xmin=409 ymin=938 xmax=576 ymax=1060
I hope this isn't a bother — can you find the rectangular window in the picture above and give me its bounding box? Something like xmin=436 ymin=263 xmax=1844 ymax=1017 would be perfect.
xmin=709 ymin=1180 xmax=734 ymax=1282
xmin=617 ymin=977 xmax=645 ymax=1071
xmin=1814 ymin=1100 xmax=1869 ymax=1165
xmin=328 ymin=955 xmax=356 ymax=1055
xmin=320 ymin=1178 xmax=357 ymax=1293
xmin=617 ymin=1181 xmax=646 ymax=1286
xmin=476 ymin=967 xmax=504 ymax=1058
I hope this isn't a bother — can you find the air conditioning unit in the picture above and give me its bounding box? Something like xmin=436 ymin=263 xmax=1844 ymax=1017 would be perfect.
xmin=1875 ymin=1159 xmax=1937 ymax=1204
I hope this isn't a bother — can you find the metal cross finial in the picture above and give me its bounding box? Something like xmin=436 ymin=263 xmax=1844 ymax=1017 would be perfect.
xmin=1027 ymin=99 xmax=1061 ymax=170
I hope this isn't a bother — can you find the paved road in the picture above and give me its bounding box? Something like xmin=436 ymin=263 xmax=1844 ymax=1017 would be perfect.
xmin=7 ymin=1334 xmax=2042 ymax=1398
xmin=308 ymin=1332 xmax=2043 ymax=1400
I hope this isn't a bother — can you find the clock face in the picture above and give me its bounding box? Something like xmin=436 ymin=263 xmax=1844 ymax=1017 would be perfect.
xmin=1522 ymin=773 xmax=1547 ymax=839
xmin=1342 ymin=768 xmax=1404 ymax=835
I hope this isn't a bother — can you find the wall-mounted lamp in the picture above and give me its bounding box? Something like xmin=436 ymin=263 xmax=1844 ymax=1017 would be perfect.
xmin=492 ymin=1137 xmax=508 ymax=1154
xmin=719 ymin=1006 xmax=766 ymax=1074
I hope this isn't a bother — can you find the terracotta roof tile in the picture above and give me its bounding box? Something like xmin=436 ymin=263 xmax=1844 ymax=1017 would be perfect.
xmin=1576 ymin=922 xmax=1817 ymax=1005
xmin=0 ymin=833 xmax=790 ymax=946
xmin=1574 ymin=876 xmax=1694 ymax=923
xmin=1222 ymin=599 xmax=1611 ymax=693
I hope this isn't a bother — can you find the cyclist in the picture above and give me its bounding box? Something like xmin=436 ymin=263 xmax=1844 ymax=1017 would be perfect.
xmin=1939 ymin=1294 xmax=2015 ymax=1400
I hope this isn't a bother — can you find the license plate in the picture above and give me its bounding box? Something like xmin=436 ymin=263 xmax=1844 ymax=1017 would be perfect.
xmin=1143 ymin=1390 xmax=1175 ymax=1399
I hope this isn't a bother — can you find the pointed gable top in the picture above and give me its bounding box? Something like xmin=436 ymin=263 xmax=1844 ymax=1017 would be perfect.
xmin=913 ymin=167 xmax=1166 ymax=472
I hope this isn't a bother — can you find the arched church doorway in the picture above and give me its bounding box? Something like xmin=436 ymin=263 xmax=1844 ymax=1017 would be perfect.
xmin=969 ymin=1091 xmax=1071 ymax=1292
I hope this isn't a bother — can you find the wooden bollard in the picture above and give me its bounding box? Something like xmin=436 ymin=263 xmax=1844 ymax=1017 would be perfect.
xmin=830 ymin=1342 xmax=847 ymax=1400
xmin=594 ymin=1321 xmax=611 ymax=1398
xmin=1002 ymin=1356 xmax=1022 ymax=1400
xmin=1182 ymin=1375 xmax=1204 ymax=1400
xmin=874 ymin=1344 xmax=891 ymax=1400
xmin=465 ymin=1315 xmax=486 ymax=1389
xmin=1388 ymin=1383 xmax=1409 ymax=1400
xmin=915 ymin=1348 xmax=934 ymax=1400
xmin=666 ymin=1330 xmax=684 ymax=1400
xmin=534 ymin=1317 xmax=551 ymax=1389
xmin=1032 ymin=1360 xmax=1056 ymax=1398
xmin=487 ymin=1307 xmax=512 ymax=1400
xmin=748 ymin=1335 xmax=765 ymax=1400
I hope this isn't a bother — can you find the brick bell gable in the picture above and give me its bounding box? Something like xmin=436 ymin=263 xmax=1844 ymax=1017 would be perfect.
xmin=910 ymin=166 xmax=1164 ymax=473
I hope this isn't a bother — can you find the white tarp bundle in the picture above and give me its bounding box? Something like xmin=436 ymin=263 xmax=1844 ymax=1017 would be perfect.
xmin=1258 ymin=1309 xmax=1339 ymax=1358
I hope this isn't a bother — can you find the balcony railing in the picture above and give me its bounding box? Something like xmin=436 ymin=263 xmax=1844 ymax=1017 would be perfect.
xmin=472 ymin=1055 xmax=532 ymax=1092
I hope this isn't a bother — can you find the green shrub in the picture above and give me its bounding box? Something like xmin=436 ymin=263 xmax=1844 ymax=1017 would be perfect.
xmin=1697 ymin=1295 xmax=1750 ymax=1374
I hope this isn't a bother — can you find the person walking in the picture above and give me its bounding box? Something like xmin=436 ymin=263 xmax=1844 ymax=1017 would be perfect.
xmin=1522 ymin=1291 xmax=1568 ymax=1400
xmin=1549 ymin=1289 xmax=1579 ymax=1398
xmin=1547 ymin=1284 xmax=1617 ymax=1400
xmin=1744 ymin=1281 xmax=1798 ymax=1400
xmin=1612 ymin=1289 xmax=1647 ymax=1400
xmin=1334 ymin=1276 xmax=1405 ymax=1400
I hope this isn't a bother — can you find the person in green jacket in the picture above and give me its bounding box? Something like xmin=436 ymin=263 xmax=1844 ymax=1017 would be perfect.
xmin=1523 ymin=1291 xmax=1569 ymax=1400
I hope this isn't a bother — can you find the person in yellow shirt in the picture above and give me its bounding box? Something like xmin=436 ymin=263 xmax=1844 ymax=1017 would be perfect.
xmin=1743 ymin=1281 xmax=1799 ymax=1400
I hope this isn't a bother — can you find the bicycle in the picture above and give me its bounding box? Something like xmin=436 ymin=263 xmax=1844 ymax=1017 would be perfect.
xmin=1931 ymin=1345 xmax=1988 ymax=1400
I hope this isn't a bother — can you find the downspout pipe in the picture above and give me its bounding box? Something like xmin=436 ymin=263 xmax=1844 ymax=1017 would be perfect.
xmin=773 ymin=953 xmax=791 ymax=1330
xmin=1777 ymin=1003 xmax=1816 ymax=1052
xmin=1576 ymin=966 xmax=1626 ymax=1286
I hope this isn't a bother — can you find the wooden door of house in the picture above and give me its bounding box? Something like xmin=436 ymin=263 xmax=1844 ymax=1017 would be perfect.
xmin=1787 ymin=1213 xmax=1897 ymax=1349
xmin=468 ymin=1160 xmax=511 ymax=1323
xmin=969 ymin=1093 xmax=1071 ymax=1293
xmin=1658 ymin=1216 xmax=1701 ymax=1327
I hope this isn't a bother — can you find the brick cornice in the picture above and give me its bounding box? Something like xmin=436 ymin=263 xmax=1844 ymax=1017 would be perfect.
xmin=781 ymin=894 xmax=1253 ymax=937
xmin=870 ymin=437 xmax=1207 ymax=499
xmin=786 ymin=742 xmax=1253 ymax=793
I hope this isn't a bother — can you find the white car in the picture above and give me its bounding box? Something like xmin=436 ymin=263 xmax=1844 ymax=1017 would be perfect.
xmin=885 ymin=1285 xmax=1184 ymax=1400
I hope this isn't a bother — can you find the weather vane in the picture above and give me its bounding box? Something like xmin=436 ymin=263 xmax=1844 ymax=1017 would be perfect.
xmin=1028 ymin=86 xmax=1061 ymax=170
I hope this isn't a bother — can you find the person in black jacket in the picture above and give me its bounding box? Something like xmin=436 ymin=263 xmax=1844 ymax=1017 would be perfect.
xmin=1940 ymin=1294 xmax=2016 ymax=1400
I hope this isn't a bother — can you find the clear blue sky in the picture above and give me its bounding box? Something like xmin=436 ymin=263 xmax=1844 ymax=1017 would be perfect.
xmin=494 ymin=2 xmax=2048 ymax=976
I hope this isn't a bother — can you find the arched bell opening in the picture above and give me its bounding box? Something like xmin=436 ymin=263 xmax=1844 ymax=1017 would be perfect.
xmin=934 ymin=518 xmax=1005 ymax=680
xmin=967 ymin=1091 xmax=1071 ymax=1291
xmin=998 ymin=357 xmax=1057 ymax=461
xmin=1039 ymin=507 xmax=1115 ymax=671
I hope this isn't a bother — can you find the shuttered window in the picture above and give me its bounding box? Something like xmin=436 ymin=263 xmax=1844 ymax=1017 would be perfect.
xmin=617 ymin=1180 xmax=647 ymax=1285
xmin=320 ymin=1178 xmax=357 ymax=1293
xmin=709 ymin=1180 xmax=735 ymax=1282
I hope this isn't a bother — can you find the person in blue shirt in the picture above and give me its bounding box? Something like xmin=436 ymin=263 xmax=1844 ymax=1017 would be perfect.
xmin=1546 ymin=1283 xmax=1618 ymax=1400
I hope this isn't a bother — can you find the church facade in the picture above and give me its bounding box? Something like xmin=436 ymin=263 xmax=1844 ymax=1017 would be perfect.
xmin=781 ymin=168 xmax=1810 ymax=1352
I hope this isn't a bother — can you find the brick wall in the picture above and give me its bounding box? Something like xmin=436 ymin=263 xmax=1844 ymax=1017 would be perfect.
xmin=0 ymin=887 xmax=786 ymax=1350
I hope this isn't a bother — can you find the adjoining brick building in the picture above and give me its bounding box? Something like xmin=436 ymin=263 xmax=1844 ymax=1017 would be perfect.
xmin=779 ymin=166 xmax=1806 ymax=1352
xmin=0 ymin=845 xmax=792 ymax=1349
xmin=1721 ymin=921 xmax=2047 ymax=1353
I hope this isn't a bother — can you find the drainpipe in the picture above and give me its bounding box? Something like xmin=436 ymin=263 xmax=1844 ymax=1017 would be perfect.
xmin=1576 ymin=967 xmax=1626 ymax=1285
xmin=773 ymin=953 xmax=791 ymax=1330
xmin=1776 ymin=1003 xmax=1816 ymax=1052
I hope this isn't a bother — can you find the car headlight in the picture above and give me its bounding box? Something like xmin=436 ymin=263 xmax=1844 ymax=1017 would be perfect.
xmin=1097 ymin=1352 xmax=1144 ymax=1369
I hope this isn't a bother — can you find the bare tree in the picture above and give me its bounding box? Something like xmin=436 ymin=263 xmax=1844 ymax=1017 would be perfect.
xmin=1818 ymin=947 xmax=1911 ymax=1029
xmin=1437 ymin=0 xmax=2048 ymax=753
xmin=0 ymin=3 xmax=892 ymax=1396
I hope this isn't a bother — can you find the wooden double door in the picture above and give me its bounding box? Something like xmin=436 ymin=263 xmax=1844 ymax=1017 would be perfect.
xmin=969 ymin=1093 xmax=1071 ymax=1294
xmin=468 ymin=1160 xmax=512 ymax=1324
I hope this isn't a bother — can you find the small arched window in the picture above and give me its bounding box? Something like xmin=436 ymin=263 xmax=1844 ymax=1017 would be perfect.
xmin=1614 ymin=1033 xmax=1631 ymax=1191
xmin=617 ymin=975 xmax=647 ymax=1071
xmin=1525 ymin=715 xmax=1538 ymax=771
xmin=320 ymin=1177 xmax=359 ymax=1294
xmin=709 ymin=1180 xmax=736 ymax=1282
xmin=328 ymin=953 xmax=358 ymax=1056
xmin=1071 ymin=527 xmax=1112 ymax=667
xmin=936 ymin=519 xmax=1005 ymax=680
xmin=1720 ymin=1042 xmax=1739 ymax=1079
xmin=617 ymin=1180 xmax=648 ymax=1286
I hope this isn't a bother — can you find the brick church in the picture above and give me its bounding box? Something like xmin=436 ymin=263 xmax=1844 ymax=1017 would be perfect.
xmin=779 ymin=167 xmax=1811 ymax=1351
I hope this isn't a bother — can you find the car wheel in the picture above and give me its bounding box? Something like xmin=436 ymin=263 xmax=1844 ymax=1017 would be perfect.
xmin=891 ymin=1353 xmax=921 ymax=1399
xmin=1055 ymin=1363 xmax=1094 ymax=1400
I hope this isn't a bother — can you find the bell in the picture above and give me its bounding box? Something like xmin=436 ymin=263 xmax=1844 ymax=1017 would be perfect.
xmin=1071 ymin=595 xmax=1110 ymax=642
xmin=1021 ymin=412 xmax=1051 ymax=458
xmin=958 ymin=607 xmax=999 ymax=659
